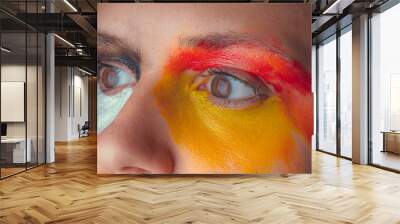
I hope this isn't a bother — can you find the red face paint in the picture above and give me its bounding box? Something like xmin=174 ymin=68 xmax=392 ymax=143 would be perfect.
xmin=165 ymin=45 xmax=311 ymax=95
xmin=164 ymin=44 xmax=313 ymax=140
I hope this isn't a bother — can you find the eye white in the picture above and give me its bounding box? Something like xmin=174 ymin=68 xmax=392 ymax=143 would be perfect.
xmin=209 ymin=75 xmax=256 ymax=100
xmin=226 ymin=76 xmax=255 ymax=99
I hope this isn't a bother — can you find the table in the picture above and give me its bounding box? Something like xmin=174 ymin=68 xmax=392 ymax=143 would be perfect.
xmin=1 ymin=138 xmax=32 ymax=164
xmin=381 ymin=131 xmax=400 ymax=154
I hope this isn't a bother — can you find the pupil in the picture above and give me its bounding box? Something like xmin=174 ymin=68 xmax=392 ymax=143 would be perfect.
xmin=211 ymin=76 xmax=231 ymax=98
xmin=104 ymin=68 xmax=119 ymax=88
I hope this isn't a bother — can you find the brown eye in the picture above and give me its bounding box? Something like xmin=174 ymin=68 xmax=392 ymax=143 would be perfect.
xmin=98 ymin=61 xmax=138 ymax=95
xmin=193 ymin=67 xmax=273 ymax=109
xmin=101 ymin=67 xmax=119 ymax=89
xmin=208 ymin=69 xmax=257 ymax=100
xmin=210 ymin=75 xmax=232 ymax=98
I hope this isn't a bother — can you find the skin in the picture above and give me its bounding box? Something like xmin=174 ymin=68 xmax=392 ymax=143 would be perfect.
xmin=97 ymin=3 xmax=312 ymax=174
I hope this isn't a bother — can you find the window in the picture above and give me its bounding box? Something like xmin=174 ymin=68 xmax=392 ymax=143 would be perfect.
xmin=312 ymin=45 xmax=317 ymax=151
xmin=339 ymin=27 xmax=352 ymax=158
xmin=370 ymin=2 xmax=400 ymax=171
xmin=317 ymin=35 xmax=337 ymax=154
xmin=0 ymin=1 xmax=46 ymax=179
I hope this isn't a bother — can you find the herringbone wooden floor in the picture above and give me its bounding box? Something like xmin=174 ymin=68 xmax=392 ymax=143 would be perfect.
xmin=1 ymin=136 xmax=400 ymax=224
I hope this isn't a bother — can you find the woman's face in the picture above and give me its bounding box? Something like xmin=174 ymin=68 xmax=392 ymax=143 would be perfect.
xmin=97 ymin=4 xmax=313 ymax=174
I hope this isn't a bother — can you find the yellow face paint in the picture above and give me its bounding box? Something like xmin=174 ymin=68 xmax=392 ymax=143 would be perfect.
xmin=154 ymin=70 xmax=307 ymax=174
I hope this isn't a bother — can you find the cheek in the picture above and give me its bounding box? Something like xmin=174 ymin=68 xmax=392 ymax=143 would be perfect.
xmin=154 ymin=71 xmax=308 ymax=173
xmin=283 ymin=88 xmax=314 ymax=142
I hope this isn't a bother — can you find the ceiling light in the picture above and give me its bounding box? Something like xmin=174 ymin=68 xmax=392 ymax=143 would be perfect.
xmin=54 ymin=34 xmax=75 ymax=48
xmin=323 ymin=0 xmax=354 ymax=15
xmin=1 ymin=47 xmax=11 ymax=53
xmin=78 ymin=67 xmax=93 ymax=76
xmin=63 ymin=0 xmax=78 ymax=12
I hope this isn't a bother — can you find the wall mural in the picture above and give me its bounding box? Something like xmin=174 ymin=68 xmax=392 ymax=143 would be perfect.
xmin=97 ymin=3 xmax=312 ymax=174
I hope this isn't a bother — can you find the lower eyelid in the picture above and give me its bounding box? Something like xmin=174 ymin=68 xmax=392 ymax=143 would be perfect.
xmin=208 ymin=95 xmax=264 ymax=109
xmin=101 ymin=84 xmax=132 ymax=96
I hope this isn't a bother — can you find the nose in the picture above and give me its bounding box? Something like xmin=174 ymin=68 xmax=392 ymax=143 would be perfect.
xmin=97 ymin=82 xmax=176 ymax=174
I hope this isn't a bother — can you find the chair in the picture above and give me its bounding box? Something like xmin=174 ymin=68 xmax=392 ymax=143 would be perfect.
xmin=79 ymin=121 xmax=90 ymax=138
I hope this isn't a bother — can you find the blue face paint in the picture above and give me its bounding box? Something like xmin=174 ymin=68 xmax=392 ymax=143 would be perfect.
xmin=97 ymin=56 xmax=140 ymax=132
xmin=97 ymin=84 xmax=133 ymax=133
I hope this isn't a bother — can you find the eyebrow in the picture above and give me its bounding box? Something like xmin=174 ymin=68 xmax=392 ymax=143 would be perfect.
xmin=98 ymin=32 xmax=124 ymax=48
xmin=180 ymin=32 xmax=286 ymax=56
xmin=97 ymin=32 xmax=141 ymax=63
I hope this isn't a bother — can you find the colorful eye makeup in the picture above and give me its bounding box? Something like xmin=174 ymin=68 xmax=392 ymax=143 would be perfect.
xmin=164 ymin=44 xmax=311 ymax=95
xmin=152 ymin=40 xmax=312 ymax=173
xmin=97 ymin=56 xmax=140 ymax=132
xmin=158 ymin=42 xmax=313 ymax=139
xmin=97 ymin=27 xmax=312 ymax=173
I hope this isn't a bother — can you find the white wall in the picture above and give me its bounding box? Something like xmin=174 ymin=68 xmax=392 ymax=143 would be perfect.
xmin=72 ymin=73 xmax=89 ymax=138
xmin=54 ymin=67 xmax=89 ymax=141
xmin=1 ymin=65 xmax=26 ymax=131
xmin=1 ymin=65 xmax=38 ymax=138
xmin=1 ymin=65 xmax=26 ymax=81
xmin=1 ymin=63 xmax=46 ymax=164
xmin=55 ymin=66 xmax=69 ymax=141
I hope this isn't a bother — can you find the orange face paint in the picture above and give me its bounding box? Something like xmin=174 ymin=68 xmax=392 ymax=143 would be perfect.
xmin=154 ymin=43 xmax=313 ymax=173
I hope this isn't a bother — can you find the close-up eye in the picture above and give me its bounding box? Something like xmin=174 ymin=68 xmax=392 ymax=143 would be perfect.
xmin=210 ymin=72 xmax=256 ymax=100
xmin=195 ymin=68 xmax=273 ymax=109
xmin=99 ymin=57 xmax=140 ymax=95
xmin=97 ymin=56 xmax=141 ymax=132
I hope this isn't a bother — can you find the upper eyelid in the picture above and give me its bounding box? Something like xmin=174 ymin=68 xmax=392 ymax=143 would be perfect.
xmin=98 ymin=46 xmax=141 ymax=62
xmin=209 ymin=68 xmax=265 ymax=89
xmin=98 ymin=32 xmax=142 ymax=64
xmin=213 ymin=70 xmax=273 ymax=95
xmin=99 ymin=56 xmax=141 ymax=78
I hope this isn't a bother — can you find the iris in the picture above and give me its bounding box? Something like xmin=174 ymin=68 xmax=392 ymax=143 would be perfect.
xmin=209 ymin=71 xmax=256 ymax=100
